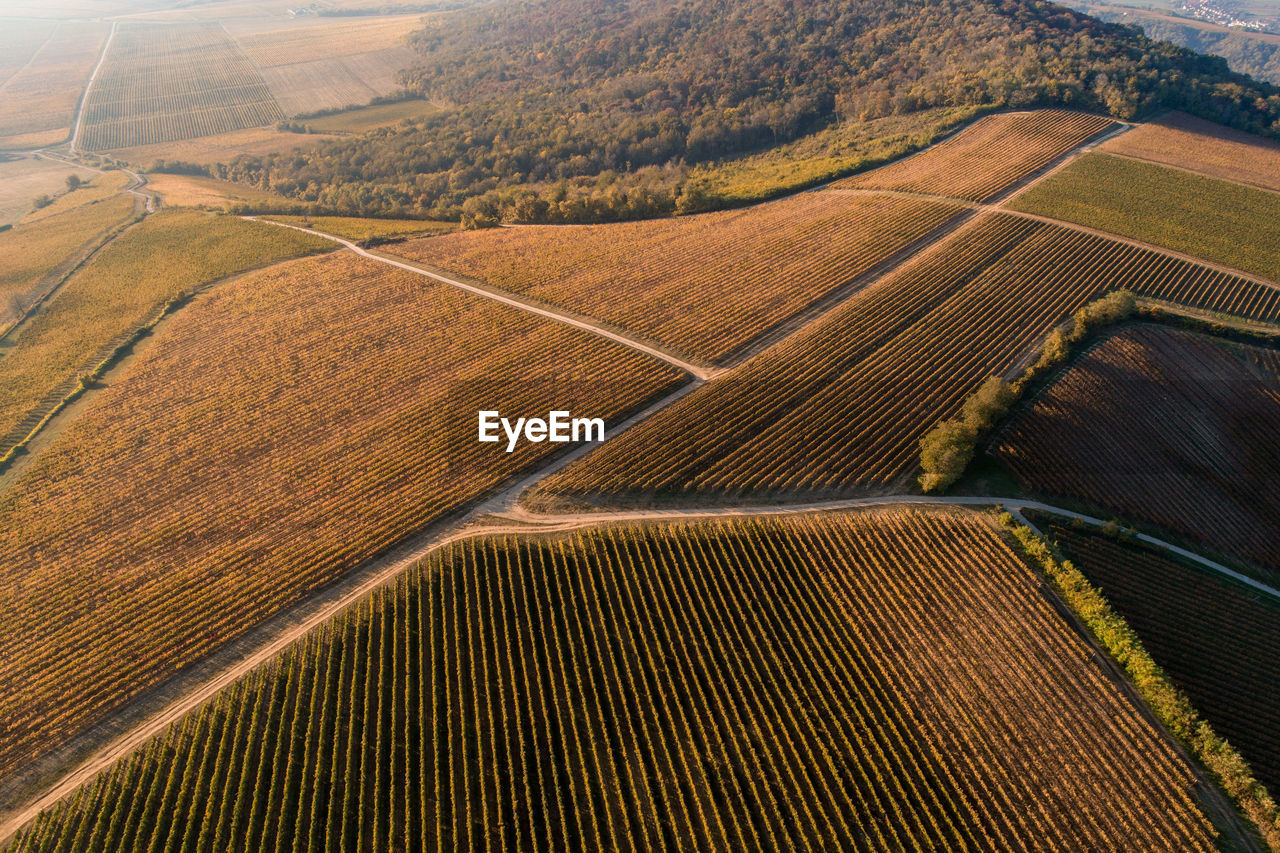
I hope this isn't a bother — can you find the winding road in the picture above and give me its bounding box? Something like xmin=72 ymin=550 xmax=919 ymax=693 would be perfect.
xmin=2 ymin=114 xmax=1276 ymax=845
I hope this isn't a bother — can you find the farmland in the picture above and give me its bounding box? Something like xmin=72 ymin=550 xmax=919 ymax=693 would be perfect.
xmin=397 ymin=193 xmax=963 ymax=364
xmin=0 ymin=22 xmax=108 ymax=148
xmin=993 ymin=324 xmax=1280 ymax=584
xmin=530 ymin=213 xmax=1280 ymax=510
xmin=0 ymin=193 xmax=137 ymax=330
xmin=265 ymin=215 xmax=456 ymax=241
xmin=18 ymin=170 xmax=134 ymax=223
xmin=1008 ymin=153 xmax=1280 ymax=283
xmin=0 ymin=210 xmax=329 ymax=454
xmin=301 ymin=99 xmax=438 ymax=134
xmin=0 ymin=509 xmax=1220 ymax=852
xmin=1043 ymin=519 xmax=1280 ymax=796
xmin=1099 ymin=111 xmax=1280 ymax=192
xmin=0 ymin=156 xmax=96 ymax=225
xmin=0 ymin=249 xmax=683 ymax=790
xmin=230 ymin=16 xmax=421 ymax=116
xmin=107 ymin=125 xmax=341 ymax=169
xmin=78 ymin=23 xmax=283 ymax=151
xmin=835 ymin=110 xmax=1116 ymax=201
xmin=142 ymin=173 xmax=291 ymax=210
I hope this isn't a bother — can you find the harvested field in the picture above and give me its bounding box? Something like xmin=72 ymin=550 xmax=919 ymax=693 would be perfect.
xmin=1044 ymin=520 xmax=1280 ymax=796
xmin=0 ymin=193 xmax=137 ymax=328
xmin=994 ymin=324 xmax=1280 ymax=583
xmin=108 ymin=125 xmax=340 ymax=167
xmin=1008 ymin=153 xmax=1280 ymax=283
xmin=1 ymin=509 xmax=1220 ymax=852
xmin=0 ymin=22 xmax=108 ymax=144
xmin=79 ymin=23 xmax=283 ymax=151
xmin=530 ymin=214 xmax=1280 ymax=509
xmin=143 ymin=173 xmax=290 ymax=209
xmin=0 ymin=210 xmax=329 ymax=454
xmin=1100 ymin=111 xmax=1280 ymax=192
xmin=0 ymin=156 xmax=99 ymax=225
xmin=835 ymin=109 xmax=1116 ymax=201
xmin=0 ymin=250 xmax=683 ymax=794
xmin=19 ymin=170 xmax=133 ymax=223
xmin=233 ymin=16 xmax=420 ymax=115
xmin=397 ymin=193 xmax=964 ymax=364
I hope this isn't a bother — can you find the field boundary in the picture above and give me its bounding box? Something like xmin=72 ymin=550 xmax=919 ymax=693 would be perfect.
xmin=2 ymin=490 xmax=1270 ymax=846
xmin=248 ymin=217 xmax=722 ymax=379
xmin=68 ymin=22 xmax=118 ymax=155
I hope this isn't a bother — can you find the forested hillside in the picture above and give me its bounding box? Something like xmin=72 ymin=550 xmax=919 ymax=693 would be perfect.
xmin=203 ymin=0 xmax=1280 ymax=222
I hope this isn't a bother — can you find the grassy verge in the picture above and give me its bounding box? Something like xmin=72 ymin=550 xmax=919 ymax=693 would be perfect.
xmin=1008 ymin=153 xmax=1280 ymax=283
xmin=1001 ymin=512 xmax=1280 ymax=850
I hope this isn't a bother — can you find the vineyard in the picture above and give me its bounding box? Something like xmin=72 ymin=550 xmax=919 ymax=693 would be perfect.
xmin=78 ymin=23 xmax=283 ymax=151
xmin=1008 ymin=153 xmax=1280 ymax=283
xmin=0 ymin=250 xmax=683 ymax=790
xmin=0 ymin=210 xmax=329 ymax=455
xmin=0 ymin=21 xmax=108 ymax=144
xmin=1043 ymin=519 xmax=1280 ymax=797
xmin=231 ymin=16 xmax=420 ymax=115
xmin=0 ymin=193 xmax=136 ymax=329
xmin=1 ymin=509 xmax=1220 ymax=852
xmin=1099 ymin=111 xmax=1280 ymax=192
xmin=530 ymin=213 xmax=1280 ymax=510
xmin=264 ymin=215 xmax=457 ymax=241
xmin=993 ymin=324 xmax=1280 ymax=583
xmin=396 ymin=193 xmax=963 ymax=364
xmin=835 ymin=110 xmax=1115 ymax=201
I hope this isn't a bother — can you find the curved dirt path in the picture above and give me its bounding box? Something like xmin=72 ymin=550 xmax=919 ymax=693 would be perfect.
xmin=1 ymin=116 xmax=1270 ymax=843
xmin=3 ymin=487 xmax=1271 ymax=845
xmin=248 ymin=218 xmax=720 ymax=380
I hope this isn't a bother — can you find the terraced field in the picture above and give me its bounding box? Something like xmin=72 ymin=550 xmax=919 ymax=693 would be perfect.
xmin=1 ymin=510 xmax=1220 ymax=853
xmin=78 ymin=23 xmax=283 ymax=151
xmin=1008 ymin=153 xmax=1280 ymax=283
xmin=0 ymin=210 xmax=329 ymax=458
xmin=0 ymin=21 xmax=108 ymax=148
xmin=1044 ymin=520 xmax=1280 ymax=796
xmin=0 ymin=250 xmax=683 ymax=790
xmin=994 ymin=324 xmax=1280 ymax=583
xmin=835 ymin=109 xmax=1116 ymax=201
xmin=397 ymin=192 xmax=963 ymax=364
xmin=530 ymin=214 xmax=1280 ymax=510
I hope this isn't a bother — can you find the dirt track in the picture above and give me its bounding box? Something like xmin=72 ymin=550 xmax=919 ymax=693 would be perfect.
xmin=3 ymin=116 xmax=1276 ymax=845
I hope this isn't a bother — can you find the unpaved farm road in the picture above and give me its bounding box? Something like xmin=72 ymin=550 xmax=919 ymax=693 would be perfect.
xmin=2 ymin=488 xmax=1272 ymax=845
xmin=248 ymin=217 xmax=721 ymax=381
xmin=2 ymin=118 xmax=1272 ymax=842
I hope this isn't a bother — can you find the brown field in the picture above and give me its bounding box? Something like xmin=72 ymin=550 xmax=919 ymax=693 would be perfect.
xmin=836 ymin=109 xmax=1116 ymax=201
xmin=0 ymin=194 xmax=137 ymax=328
xmin=80 ymin=23 xmax=283 ymax=151
xmin=397 ymin=193 xmax=964 ymax=364
xmin=1045 ymin=519 xmax=1280 ymax=798
xmin=529 ymin=213 xmax=1280 ymax=510
xmin=0 ymin=210 xmax=329 ymax=452
xmin=0 ymin=249 xmax=683 ymax=794
xmin=1100 ymin=111 xmax=1280 ymax=192
xmin=108 ymin=124 xmax=342 ymax=168
xmin=2 ymin=508 xmax=1223 ymax=852
xmin=144 ymin=172 xmax=290 ymax=209
xmin=0 ymin=22 xmax=109 ymax=144
xmin=994 ymin=324 xmax=1280 ymax=583
xmin=233 ymin=16 xmax=420 ymax=114
xmin=0 ymin=156 xmax=99 ymax=225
